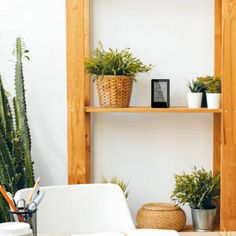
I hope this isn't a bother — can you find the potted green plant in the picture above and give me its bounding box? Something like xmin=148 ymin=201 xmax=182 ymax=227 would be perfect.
xmin=171 ymin=168 xmax=220 ymax=232
xmin=206 ymin=77 xmax=221 ymax=109
xmin=197 ymin=76 xmax=214 ymax=107
xmin=0 ymin=37 xmax=35 ymax=222
xmin=187 ymin=80 xmax=204 ymax=108
xmin=85 ymin=42 xmax=152 ymax=108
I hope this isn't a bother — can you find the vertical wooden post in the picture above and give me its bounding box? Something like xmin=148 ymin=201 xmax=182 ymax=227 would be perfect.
xmin=214 ymin=0 xmax=222 ymax=227
xmin=221 ymin=0 xmax=236 ymax=230
xmin=67 ymin=0 xmax=90 ymax=184
xmin=214 ymin=0 xmax=222 ymax=175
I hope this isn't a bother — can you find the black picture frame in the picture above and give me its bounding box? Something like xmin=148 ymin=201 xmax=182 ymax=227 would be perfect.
xmin=151 ymin=79 xmax=170 ymax=108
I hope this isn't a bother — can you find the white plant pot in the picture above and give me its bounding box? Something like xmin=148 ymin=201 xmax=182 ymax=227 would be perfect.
xmin=187 ymin=93 xmax=203 ymax=108
xmin=206 ymin=93 xmax=221 ymax=109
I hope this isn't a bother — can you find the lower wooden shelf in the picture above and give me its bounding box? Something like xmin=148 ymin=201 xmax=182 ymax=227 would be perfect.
xmin=85 ymin=106 xmax=222 ymax=113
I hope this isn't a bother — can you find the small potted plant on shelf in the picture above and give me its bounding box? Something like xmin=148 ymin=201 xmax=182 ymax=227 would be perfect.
xmin=197 ymin=76 xmax=214 ymax=107
xmin=197 ymin=76 xmax=221 ymax=108
xmin=187 ymin=80 xmax=204 ymax=108
xmin=85 ymin=42 xmax=152 ymax=108
xmin=171 ymin=168 xmax=220 ymax=232
xmin=206 ymin=77 xmax=221 ymax=109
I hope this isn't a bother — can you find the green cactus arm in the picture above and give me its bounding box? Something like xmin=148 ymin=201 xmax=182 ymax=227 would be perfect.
xmin=0 ymin=129 xmax=16 ymax=193
xmin=14 ymin=37 xmax=34 ymax=187
xmin=0 ymin=195 xmax=10 ymax=222
xmin=0 ymin=77 xmax=7 ymax=133
xmin=0 ymin=152 xmax=13 ymax=192
xmin=0 ymin=77 xmax=15 ymax=153
xmin=14 ymin=97 xmax=34 ymax=187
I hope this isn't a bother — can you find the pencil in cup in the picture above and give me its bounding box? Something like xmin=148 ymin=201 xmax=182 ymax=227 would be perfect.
xmin=0 ymin=186 xmax=24 ymax=222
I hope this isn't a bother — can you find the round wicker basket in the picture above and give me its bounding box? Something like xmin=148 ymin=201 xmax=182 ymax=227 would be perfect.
xmin=136 ymin=203 xmax=186 ymax=231
xmin=96 ymin=75 xmax=134 ymax=108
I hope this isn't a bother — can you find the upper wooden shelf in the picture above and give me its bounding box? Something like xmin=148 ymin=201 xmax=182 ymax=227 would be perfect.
xmin=85 ymin=106 xmax=222 ymax=113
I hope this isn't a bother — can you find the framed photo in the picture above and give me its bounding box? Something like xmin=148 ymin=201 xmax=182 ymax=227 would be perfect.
xmin=151 ymin=79 xmax=170 ymax=108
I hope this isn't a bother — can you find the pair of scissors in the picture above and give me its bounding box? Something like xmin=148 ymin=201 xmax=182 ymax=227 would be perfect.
xmin=17 ymin=198 xmax=38 ymax=212
xmin=16 ymin=199 xmax=27 ymax=212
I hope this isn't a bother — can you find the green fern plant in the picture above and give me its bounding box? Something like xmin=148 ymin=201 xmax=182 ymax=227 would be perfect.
xmin=0 ymin=37 xmax=35 ymax=223
xmin=85 ymin=42 xmax=152 ymax=78
xmin=101 ymin=176 xmax=129 ymax=199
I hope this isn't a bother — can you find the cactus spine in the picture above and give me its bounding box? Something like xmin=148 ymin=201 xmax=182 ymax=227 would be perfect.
xmin=0 ymin=37 xmax=35 ymax=222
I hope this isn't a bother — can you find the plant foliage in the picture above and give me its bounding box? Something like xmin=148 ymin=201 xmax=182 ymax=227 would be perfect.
xmin=187 ymin=80 xmax=204 ymax=93
xmin=85 ymin=42 xmax=152 ymax=78
xmin=0 ymin=37 xmax=35 ymax=222
xmin=197 ymin=76 xmax=221 ymax=93
xmin=171 ymin=168 xmax=220 ymax=210
xmin=101 ymin=176 xmax=129 ymax=199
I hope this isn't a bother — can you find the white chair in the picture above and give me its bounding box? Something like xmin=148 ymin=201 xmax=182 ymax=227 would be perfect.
xmin=14 ymin=184 xmax=135 ymax=234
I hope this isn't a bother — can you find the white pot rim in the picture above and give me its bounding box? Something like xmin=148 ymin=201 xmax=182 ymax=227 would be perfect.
xmin=191 ymin=207 xmax=217 ymax=211
xmin=206 ymin=92 xmax=221 ymax=95
xmin=187 ymin=92 xmax=203 ymax=95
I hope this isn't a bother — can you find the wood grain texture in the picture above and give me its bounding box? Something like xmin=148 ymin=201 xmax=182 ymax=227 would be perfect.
xmin=214 ymin=0 xmax=222 ymax=226
xmin=67 ymin=0 xmax=90 ymax=184
xmin=221 ymin=0 xmax=236 ymax=230
xmin=85 ymin=106 xmax=222 ymax=113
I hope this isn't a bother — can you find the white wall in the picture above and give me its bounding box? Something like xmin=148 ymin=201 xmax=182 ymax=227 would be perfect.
xmin=0 ymin=0 xmax=67 ymax=185
xmin=91 ymin=0 xmax=214 ymax=224
xmin=0 ymin=0 xmax=214 ymax=225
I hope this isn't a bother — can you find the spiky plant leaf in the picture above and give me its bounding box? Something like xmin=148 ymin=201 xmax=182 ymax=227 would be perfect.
xmin=14 ymin=37 xmax=34 ymax=187
xmin=101 ymin=176 xmax=129 ymax=199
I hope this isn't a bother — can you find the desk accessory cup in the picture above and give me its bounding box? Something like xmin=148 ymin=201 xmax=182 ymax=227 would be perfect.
xmin=10 ymin=206 xmax=37 ymax=236
xmin=0 ymin=222 xmax=33 ymax=236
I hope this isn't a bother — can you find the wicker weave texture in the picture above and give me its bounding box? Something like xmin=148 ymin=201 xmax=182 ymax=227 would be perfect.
xmin=96 ymin=75 xmax=134 ymax=108
xmin=136 ymin=203 xmax=186 ymax=232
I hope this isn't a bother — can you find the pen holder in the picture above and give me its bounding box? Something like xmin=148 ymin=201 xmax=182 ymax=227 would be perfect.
xmin=10 ymin=207 xmax=37 ymax=236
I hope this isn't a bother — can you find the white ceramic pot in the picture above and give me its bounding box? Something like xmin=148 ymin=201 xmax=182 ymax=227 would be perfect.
xmin=0 ymin=222 xmax=33 ymax=236
xmin=206 ymin=93 xmax=221 ymax=109
xmin=187 ymin=93 xmax=203 ymax=108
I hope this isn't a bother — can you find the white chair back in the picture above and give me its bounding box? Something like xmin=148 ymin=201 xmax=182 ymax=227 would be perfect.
xmin=14 ymin=184 xmax=135 ymax=234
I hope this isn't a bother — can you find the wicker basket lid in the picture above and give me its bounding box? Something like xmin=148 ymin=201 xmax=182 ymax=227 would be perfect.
xmin=142 ymin=203 xmax=180 ymax=211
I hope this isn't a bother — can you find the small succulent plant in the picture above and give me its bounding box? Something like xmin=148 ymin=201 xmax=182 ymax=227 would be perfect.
xmin=101 ymin=176 xmax=129 ymax=199
xmin=187 ymin=80 xmax=205 ymax=93
xmin=197 ymin=76 xmax=221 ymax=93
xmin=206 ymin=78 xmax=221 ymax=93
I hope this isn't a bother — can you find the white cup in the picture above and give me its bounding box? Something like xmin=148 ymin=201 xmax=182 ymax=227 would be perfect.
xmin=0 ymin=222 xmax=33 ymax=236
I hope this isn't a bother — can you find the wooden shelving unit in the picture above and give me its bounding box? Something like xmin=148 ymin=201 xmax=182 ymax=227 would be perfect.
xmin=85 ymin=106 xmax=222 ymax=113
xmin=66 ymin=0 xmax=236 ymax=230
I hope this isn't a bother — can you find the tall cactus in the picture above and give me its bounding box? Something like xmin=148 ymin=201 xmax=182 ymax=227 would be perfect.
xmin=0 ymin=37 xmax=35 ymax=222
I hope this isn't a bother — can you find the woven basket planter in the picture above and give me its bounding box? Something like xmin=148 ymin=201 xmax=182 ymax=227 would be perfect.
xmin=96 ymin=75 xmax=134 ymax=108
xmin=136 ymin=203 xmax=186 ymax=231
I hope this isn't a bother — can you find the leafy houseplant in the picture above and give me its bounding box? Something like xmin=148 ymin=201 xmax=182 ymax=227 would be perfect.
xmin=0 ymin=37 xmax=35 ymax=223
xmin=85 ymin=42 xmax=152 ymax=108
xmin=196 ymin=76 xmax=221 ymax=108
xmin=171 ymin=168 xmax=220 ymax=231
xmin=186 ymin=80 xmax=204 ymax=108
xmin=101 ymin=176 xmax=129 ymax=199
xmin=206 ymin=77 xmax=221 ymax=109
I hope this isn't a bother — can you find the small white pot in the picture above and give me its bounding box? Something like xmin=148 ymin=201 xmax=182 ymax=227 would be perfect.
xmin=206 ymin=93 xmax=221 ymax=109
xmin=187 ymin=93 xmax=203 ymax=108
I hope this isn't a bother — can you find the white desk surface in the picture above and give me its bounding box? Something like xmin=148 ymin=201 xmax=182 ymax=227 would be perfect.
xmin=39 ymin=233 xmax=223 ymax=236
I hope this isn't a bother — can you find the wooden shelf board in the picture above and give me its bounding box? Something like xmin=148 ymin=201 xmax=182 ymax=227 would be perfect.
xmin=85 ymin=106 xmax=222 ymax=113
